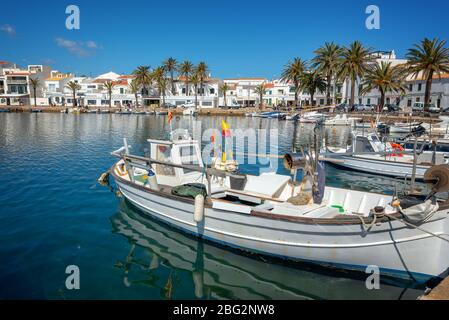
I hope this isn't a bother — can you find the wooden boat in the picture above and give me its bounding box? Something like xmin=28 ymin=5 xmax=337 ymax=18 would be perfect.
xmin=112 ymin=201 xmax=424 ymax=299
xmin=325 ymin=131 xmax=449 ymax=180
xmin=109 ymin=132 xmax=449 ymax=283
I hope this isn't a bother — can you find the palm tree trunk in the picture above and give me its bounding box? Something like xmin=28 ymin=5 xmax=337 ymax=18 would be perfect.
xmin=73 ymin=91 xmax=77 ymax=107
xmin=171 ymin=71 xmax=175 ymax=95
xmin=380 ymin=89 xmax=385 ymax=111
xmin=135 ymin=93 xmax=138 ymax=108
xmin=294 ymin=80 xmax=299 ymax=107
xmin=311 ymin=91 xmax=315 ymax=107
xmin=326 ymin=74 xmax=332 ymax=106
xmin=33 ymin=88 xmax=37 ymax=107
xmin=194 ymin=86 xmax=198 ymax=109
xmin=350 ymin=78 xmax=356 ymax=108
xmin=424 ymin=71 xmax=434 ymax=112
xmin=185 ymin=80 xmax=189 ymax=96
xmin=224 ymin=92 xmax=227 ymax=107
xmin=200 ymin=80 xmax=204 ymax=97
xmin=109 ymin=93 xmax=112 ymax=110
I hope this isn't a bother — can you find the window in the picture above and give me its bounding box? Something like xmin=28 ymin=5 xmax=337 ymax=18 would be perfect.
xmin=359 ymin=98 xmax=362 ymax=104
xmin=278 ymin=89 xmax=284 ymax=95
xmin=418 ymin=83 xmax=422 ymax=91
xmin=367 ymin=98 xmax=371 ymax=104
xmin=209 ymin=88 xmax=215 ymax=94
xmin=87 ymin=100 xmax=96 ymax=105
xmin=202 ymin=101 xmax=212 ymax=107
xmin=319 ymin=99 xmax=325 ymax=105
xmin=289 ymin=86 xmax=295 ymax=93
xmin=437 ymin=99 xmax=441 ymax=108
xmin=101 ymin=100 xmax=109 ymax=105
xmin=407 ymin=99 xmax=412 ymax=107
xmin=416 ymin=97 xmax=421 ymax=102
xmin=120 ymin=88 xmax=124 ymax=94
xmin=409 ymin=84 xmax=413 ymax=91
xmin=87 ymin=85 xmax=96 ymax=89
xmin=48 ymin=84 xmax=56 ymax=92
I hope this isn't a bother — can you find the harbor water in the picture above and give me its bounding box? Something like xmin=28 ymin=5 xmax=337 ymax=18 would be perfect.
xmin=0 ymin=113 xmax=426 ymax=299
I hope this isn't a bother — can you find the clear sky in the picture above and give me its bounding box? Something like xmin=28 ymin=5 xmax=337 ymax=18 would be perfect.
xmin=1 ymin=0 xmax=449 ymax=79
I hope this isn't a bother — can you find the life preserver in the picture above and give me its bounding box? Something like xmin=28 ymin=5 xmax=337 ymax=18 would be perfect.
xmin=115 ymin=162 xmax=128 ymax=176
xmin=389 ymin=143 xmax=405 ymax=157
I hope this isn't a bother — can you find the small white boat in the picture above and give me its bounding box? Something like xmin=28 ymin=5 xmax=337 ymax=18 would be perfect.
xmin=325 ymin=114 xmax=360 ymax=127
xmin=386 ymin=122 xmax=426 ymax=134
xmin=109 ymin=132 xmax=449 ymax=283
xmin=298 ymin=112 xmax=326 ymax=124
xmin=325 ymin=131 xmax=449 ymax=180
xmin=183 ymin=107 xmax=198 ymax=116
xmin=286 ymin=113 xmax=300 ymax=121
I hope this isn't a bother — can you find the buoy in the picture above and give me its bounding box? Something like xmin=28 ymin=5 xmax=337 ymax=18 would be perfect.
xmin=98 ymin=170 xmax=110 ymax=185
xmin=192 ymin=270 xmax=204 ymax=298
xmin=194 ymin=194 xmax=205 ymax=223
xmin=145 ymin=169 xmax=160 ymax=191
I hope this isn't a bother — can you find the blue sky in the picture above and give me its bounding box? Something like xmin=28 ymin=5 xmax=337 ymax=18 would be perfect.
xmin=1 ymin=0 xmax=449 ymax=78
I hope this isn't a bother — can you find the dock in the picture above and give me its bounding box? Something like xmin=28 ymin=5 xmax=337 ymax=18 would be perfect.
xmin=419 ymin=276 xmax=449 ymax=300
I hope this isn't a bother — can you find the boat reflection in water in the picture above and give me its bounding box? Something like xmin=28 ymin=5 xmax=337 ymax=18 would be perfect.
xmin=111 ymin=201 xmax=424 ymax=300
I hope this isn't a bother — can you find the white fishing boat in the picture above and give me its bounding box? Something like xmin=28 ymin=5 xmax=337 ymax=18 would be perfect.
xmin=325 ymin=131 xmax=449 ymax=180
xmin=298 ymin=112 xmax=326 ymax=124
xmin=381 ymin=122 xmax=426 ymax=134
xmin=183 ymin=107 xmax=198 ymax=116
xmin=108 ymin=131 xmax=449 ymax=283
xmin=324 ymin=114 xmax=360 ymax=127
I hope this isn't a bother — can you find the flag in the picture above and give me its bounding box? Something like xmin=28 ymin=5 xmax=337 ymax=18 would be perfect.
xmin=221 ymin=120 xmax=231 ymax=137
xmin=167 ymin=111 xmax=173 ymax=124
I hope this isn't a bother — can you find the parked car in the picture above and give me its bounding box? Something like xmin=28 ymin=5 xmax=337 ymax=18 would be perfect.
xmin=382 ymin=104 xmax=402 ymax=113
xmin=353 ymin=104 xmax=373 ymax=112
xmin=412 ymin=102 xmax=440 ymax=113
xmin=161 ymin=102 xmax=176 ymax=109
xmin=335 ymin=103 xmax=348 ymax=112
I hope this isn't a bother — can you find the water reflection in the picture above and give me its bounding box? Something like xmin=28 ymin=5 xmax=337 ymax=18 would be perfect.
xmin=111 ymin=201 xmax=423 ymax=300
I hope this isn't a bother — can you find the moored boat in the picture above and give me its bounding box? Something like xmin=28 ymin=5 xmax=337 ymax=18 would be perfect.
xmin=108 ymin=132 xmax=449 ymax=283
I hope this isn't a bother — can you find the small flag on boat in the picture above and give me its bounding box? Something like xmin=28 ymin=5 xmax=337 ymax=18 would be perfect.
xmin=221 ymin=120 xmax=231 ymax=137
xmin=167 ymin=111 xmax=173 ymax=124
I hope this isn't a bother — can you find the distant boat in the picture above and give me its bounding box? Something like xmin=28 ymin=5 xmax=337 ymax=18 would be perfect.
xmin=183 ymin=107 xmax=198 ymax=116
xmin=0 ymin=108 xmax=11 ymax=113
xmin=133 ymin=110 xmax=146 ymax=115
xmin=31 ymin=109 xmax=42 ymax=113
xmin=118 ymin=109 xmax=132 ymax=115
xmin=325 ymin=114 xmax=360 ymax=126
xmin=156 ymin=111 xmax=168 ymax=115
xmin=145 ymin=111 xmax=155 ymax=115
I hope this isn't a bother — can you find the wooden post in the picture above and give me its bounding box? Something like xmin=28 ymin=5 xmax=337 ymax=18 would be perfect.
xmin=410 ymin=138 xmax=418 ymax=194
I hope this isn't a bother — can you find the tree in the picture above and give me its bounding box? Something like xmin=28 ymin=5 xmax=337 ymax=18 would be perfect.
xmin=406 ymin=38 xmax=449 ymax=111
xmin=196 ymin=62 xmax=208 ymax=96
xmin=129 ymin=79 xmax=140 ymax=108
xmin=312 ymin=42 xmax=342 ymax=105
xmin=254 ymin=84 xmax=267 ymax=109
xmin=179 ymin=61 xmax=194 ymax=96
xmin=66 ymin=81 xmax=81 ymax=107
xmin=337 ymin=41 xmax=373 ymax=108
xmin=280 ymin=58 xmax=306 ymax=107
xmin=103 ymin=81 xmax=116 ymax=109
xmin=163 ymin=57 xmax=178 ymax=96
xmin=28 ymin=77 xmax=40 ymax=108
xmin=300 ymin=70 xmax=327 ymax=107
xmin=360 ymin=62 xmax=406 ymax=111
xmin=153 ymin=67 xmax=168 ymax=107
xmin=132 ymin=66 xmax=152 ymax=96
xmin=219 ymin=83 xmax=230 ymax=107
xmin=190 ymin=72 xmax=200 ymax=109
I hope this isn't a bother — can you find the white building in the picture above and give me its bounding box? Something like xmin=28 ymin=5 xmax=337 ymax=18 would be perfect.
xmin=0 ymin=64 xmax=51 ymax=106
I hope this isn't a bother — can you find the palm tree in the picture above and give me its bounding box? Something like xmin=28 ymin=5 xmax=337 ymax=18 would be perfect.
xmin=219 ymin=83 xmax=230 ymax=108
xmin=66 ymin=81 xmax=81 ymax=107
xmin=312 ymin=42 xmax=342 ymax=105
xmin=280 ymin=58 xmax=307 ymax=107
xmin=196 ymin=62 xmax=208 ymax=96
xmin=129 ymin=79 xmax=140 ymax=108
xmin=337 ymin=41 xmax=373 ymax=108
xmin=28 ymin=77 xmax=40 ymax=107
xmin=132 ymin=66 xmax=152 ymax=97
xmin=153 ymin=67 xmax=167 ymax=107
xmin=190 ymin=72 xmax=200 ymax=109
xmin=254 ymin=84 xmax=267 ymax=109
xmin=103 ymin=81 xmax=116 ymax=109
xmin=406 ymin=38 xmax=449 ymax=111
xmin=179 ymin=61 xmax=194 ymax=96
xmin=360 ymin=62 xmax=406 ymax=111
xmin=163 ymin=57 xmax=178 ymax=96
xmin=300 ymin=70 xmax=327 ymax=106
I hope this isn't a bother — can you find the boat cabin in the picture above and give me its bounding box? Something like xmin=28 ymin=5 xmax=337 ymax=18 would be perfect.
xmin=352 ymin=132 xmax=393 ymax=154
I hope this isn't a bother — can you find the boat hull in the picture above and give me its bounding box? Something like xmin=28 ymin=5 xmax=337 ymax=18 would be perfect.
xmin=113 ymin=172 xmax=449 ymax=283
xmin=325 ymin=155 xmax=429 ymax=180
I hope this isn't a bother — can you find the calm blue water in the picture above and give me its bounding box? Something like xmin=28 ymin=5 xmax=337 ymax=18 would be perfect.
xmin=0 ymin=113 xmax=425 ymax=299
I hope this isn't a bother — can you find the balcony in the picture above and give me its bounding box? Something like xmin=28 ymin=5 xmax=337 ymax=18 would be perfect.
xmin=8 ymin=80 xmax=28 ymax=85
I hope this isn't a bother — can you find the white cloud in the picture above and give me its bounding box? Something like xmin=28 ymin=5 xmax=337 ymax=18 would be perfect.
xmin=55 ymin=38 xmax=101 ymax=57
xmin=1 ymin=24 xmax=16 ymax=36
